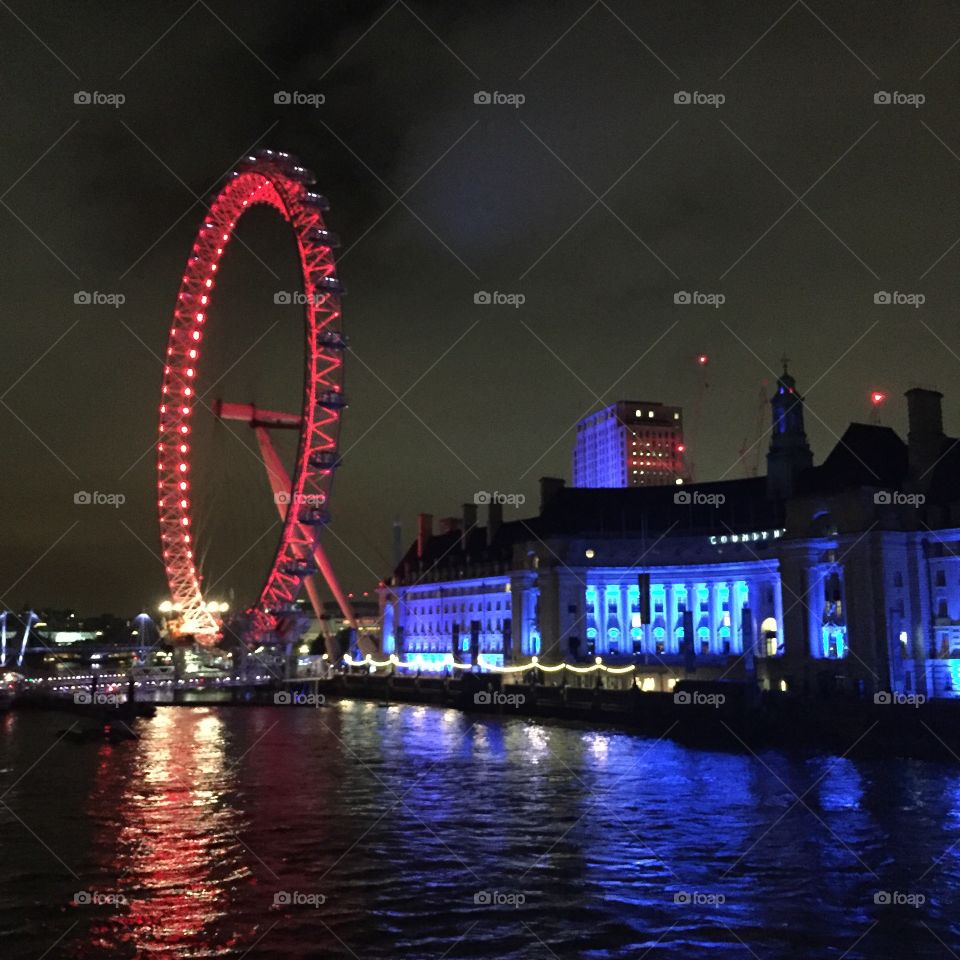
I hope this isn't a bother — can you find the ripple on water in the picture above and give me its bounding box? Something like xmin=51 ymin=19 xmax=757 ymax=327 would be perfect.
xmin=0 ymin=706 xmax=959 ymax=959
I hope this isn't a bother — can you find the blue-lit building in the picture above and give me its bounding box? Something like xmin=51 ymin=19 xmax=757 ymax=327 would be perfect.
xmin=380 ymin=369 xmax=960 ymax=699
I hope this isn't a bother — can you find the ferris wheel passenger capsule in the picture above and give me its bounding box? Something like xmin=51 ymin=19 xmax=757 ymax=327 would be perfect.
xmin=308 ymin=449 xmax=340 ymax=470
xmin=281 ymin=558 xmax=319 ymax=577
xmin=316 ymin=390 xmax=347 ymax=409
xmin=298 ymin=505 xmax=330 ymax=526
xmin=316 ymin=329 xmax=348 ymax=350
xmin=308 ymin=228 xmax=340 ymax=248
xmin=314 ymin=276 xmax=345 ymax=294
xmin=302 ymin=192 xmax=330 ymax=211
xmin=286 ymin=165 xmax=316 ymax=185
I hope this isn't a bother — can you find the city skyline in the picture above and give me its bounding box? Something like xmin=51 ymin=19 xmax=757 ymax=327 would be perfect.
xmin=5 ymin=2 xmax=960 ymax=615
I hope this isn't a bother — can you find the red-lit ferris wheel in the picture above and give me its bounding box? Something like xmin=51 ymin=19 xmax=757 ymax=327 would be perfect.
xmin=156 ymin=149 xmax=352 ymax=643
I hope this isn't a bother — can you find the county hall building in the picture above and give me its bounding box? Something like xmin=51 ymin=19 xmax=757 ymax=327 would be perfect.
xmin=379 ymin=369 xmax=960 ymax=700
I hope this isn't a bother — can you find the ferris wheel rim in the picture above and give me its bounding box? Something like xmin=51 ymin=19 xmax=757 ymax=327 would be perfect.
xmin=156 ymin=152 xmax=345 ymax=642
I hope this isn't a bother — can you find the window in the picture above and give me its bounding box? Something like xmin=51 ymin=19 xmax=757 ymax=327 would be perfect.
xmin=936 ymin=570 xmax=947 ymax=587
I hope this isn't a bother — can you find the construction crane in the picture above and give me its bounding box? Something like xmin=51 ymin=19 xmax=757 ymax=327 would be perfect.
xmin=736 ymin=380 xmax=771 ymax=478
xmin=869 ymin=390 xmax=887 ymax=424
xmin=684 ymin=354 xmax=711 ymax=482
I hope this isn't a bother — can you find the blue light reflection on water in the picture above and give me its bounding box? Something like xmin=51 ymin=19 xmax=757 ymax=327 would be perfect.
xmin=0 ymin=703 xmax=959 ymax=958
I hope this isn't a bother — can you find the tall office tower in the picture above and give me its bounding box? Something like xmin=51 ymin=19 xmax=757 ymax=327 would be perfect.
xmin=572 ymin=401 xmax=688 ymax=488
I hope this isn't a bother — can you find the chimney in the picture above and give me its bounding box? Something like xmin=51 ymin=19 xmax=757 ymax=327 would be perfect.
xmin=540 ymin=476 xmax=565 ymax=513
xmin=392 ymin=519 xmax=403 ymax=569
xmin=437 ymin=516 xmax=462 ymax=535
xmin=416 ymin=513 xmax=433 ymax=558
xmin=487 ymin=501 xmax=502 ymax=546
xmin=906 ymin=387 xmax=946 ymax=490
xmin=462 ymin=502 xmax=478 ymax=550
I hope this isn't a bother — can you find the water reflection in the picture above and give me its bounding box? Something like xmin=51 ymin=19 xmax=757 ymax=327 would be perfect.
xmin=78 ymin=708 xmax=251 ymax=958
xmin=1 ymin=704 xmax=959 ymax=958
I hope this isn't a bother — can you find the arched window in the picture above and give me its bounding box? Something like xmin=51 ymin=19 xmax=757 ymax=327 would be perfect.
xmin=760 ymin=616 xmax=780 ymax=657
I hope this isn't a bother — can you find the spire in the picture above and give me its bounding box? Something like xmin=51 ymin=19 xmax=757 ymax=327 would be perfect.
xmin=767 ymin=360 xmax=813 ymax=499
xmin=776 ymin=354 xmax=796 ymax=394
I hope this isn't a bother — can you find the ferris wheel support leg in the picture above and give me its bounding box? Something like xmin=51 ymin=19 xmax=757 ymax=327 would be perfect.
xmin=253 ymin=427 xmax=324 ymax=623
xmin=253 ymin=427 xmax=355 ymax=627
xmin=308 ymin=541 xmax=355 ymax=628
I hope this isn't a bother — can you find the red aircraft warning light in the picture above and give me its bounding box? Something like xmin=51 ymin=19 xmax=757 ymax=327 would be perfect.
xmin=696 ymin=354 xmax=709 ymax=365
xmin=871 ymin=391 xmax=887 ymax=405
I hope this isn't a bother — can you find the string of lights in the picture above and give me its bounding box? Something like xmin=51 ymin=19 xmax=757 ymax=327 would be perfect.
xmin=342 ymin=653 xmax=653 ymax=676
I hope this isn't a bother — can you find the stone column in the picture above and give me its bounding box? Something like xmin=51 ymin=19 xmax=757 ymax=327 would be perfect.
xmin=598 ymin=581 xmax=608 ymax=655
xmin=557 ymin=572 xmax=582 ymax=660
xmin=665 ymin=584 xmax=676 ymax=653
xmin=773 ymin=577 xmax=784 ymax=656
xmin=536 ymin=567 xmax=561 ymax=664
xmin=510 ymin=575 xmax=525 ymax=660
xmin=709 ymin=581 xmax=722 ymax=654
xmin=394 ymin=593 xmax=406 ymax=660
xmin=620 ymin=584 xmax=631 ymax=654
xmin=806 ymin=566 xmax=826 ymax=658
xmin=745 ymin=579 xmax=763 ymax=657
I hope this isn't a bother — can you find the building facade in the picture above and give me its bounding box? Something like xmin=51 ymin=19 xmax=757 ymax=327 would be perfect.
xmin=381 ymin=374 xmax=960 ymax=699
xmin=572 ymin=400 xmax=688 ymax=488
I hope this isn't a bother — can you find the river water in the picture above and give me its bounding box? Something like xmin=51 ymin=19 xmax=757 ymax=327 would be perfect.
xmin=0 ymin=702 xmax=958 ymax=958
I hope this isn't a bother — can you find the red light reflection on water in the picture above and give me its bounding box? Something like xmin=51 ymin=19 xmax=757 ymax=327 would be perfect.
xmin=78 ymin=709 xmax=256 ymax=958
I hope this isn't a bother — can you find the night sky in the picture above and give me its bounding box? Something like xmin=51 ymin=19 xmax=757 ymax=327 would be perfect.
xmin=4 ymin=0 xmax=960 ymax=615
